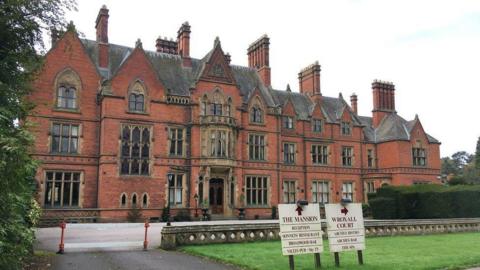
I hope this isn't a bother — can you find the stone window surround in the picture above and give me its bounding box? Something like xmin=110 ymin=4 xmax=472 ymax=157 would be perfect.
xmin=42 ymin=170 xmax=84 ymax=208
xmin=53 ymin=68 xmax=82 ymax=113
xmin=127 ymin=79 xmax=149 ymax=114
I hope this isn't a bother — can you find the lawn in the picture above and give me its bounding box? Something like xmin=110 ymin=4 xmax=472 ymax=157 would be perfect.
xmin=181 ymin=232 xmax=480 ymax=270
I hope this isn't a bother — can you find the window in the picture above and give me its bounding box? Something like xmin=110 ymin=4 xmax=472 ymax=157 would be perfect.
xmin=142 ymin=193 xmax=148 ymax=208
xmin=132 ymin=193 xmax=138 ymax=207
xmin=312 ymin=181 xmax=329 ymax=204
xmin=120 ymin=125 xmax=151 ymax=175
xmin=120 ymin=193 xmax=127 ymax=208
xmin=366 ymin=182 xmax=375 ymax=193
xmin=283 ymin=180 xmax=296 ymax=203
xmin=245 ymin=176 xmax=268 ymax=206
xmin=412 ymin=148 xmax=426 ymax=166
xmin=168 ymin=174 xmax=183 ymax=205
xmin=169 ymin=128 xmax=184 ymax=156
xmin=44 ymin=171 xmax=80 ymax=208
xmin=51 ymin=123 xmax=79 ymax=154
xmin=128 ymin=93 xmax=144 ymax=112
xmin=342 ymin=146 xmax=353 ymax=167
xmin=250 ymin=106 xmax=263 ymax=123
xmin=210 ymin=103 xmax=223 ymax=115
xmin=283 ymin=143 xmax=295 ymax=164
xmin=342 ymin=182 xmax=353 ymax=201
xmin=249 ymin=134 xmax=266 ymax=161
xmin=283 ymin=116 xmax=294 ymax=129
xmin=311 ymin=145 xmax=328 ymax=165
xmin=210 ymin=130 xmax=228 ymax=158
xmin=367 ymin=149 xmax=374 ymax=168
xmin=57 ymin=85 xmax=77 ymax=109
xmin=341 ymin=121 xmax=351 ymax=135
xmin=312 ymin=119 xmax=323 ymax=133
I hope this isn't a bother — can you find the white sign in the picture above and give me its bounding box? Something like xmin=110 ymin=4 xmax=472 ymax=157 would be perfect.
xmin=325 ymin=203 xmax=365 ymax=252
xmin=278 ymin=203 xmax=323 ymax=256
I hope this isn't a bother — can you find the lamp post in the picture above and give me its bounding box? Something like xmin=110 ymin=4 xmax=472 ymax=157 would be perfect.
xmin=167 ymin=173 xmax=173 ymax=226
xmin=194 ymin=193 xmax=199 ymax=218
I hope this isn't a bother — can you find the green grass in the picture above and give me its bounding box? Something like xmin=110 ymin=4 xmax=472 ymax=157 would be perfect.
xmin=181 ymin=233 xmax=480 ymax=270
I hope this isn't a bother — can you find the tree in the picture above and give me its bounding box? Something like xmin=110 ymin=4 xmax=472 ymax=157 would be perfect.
xmin=475 ymin=137 xmax=480 ymax=171
xmin=441 ymin=157 xmax=459 ymax=176
xmin=0 ymin=1 xmax=75 ymax=269
xmin=451 ymin=151 xmax=473 ymax=170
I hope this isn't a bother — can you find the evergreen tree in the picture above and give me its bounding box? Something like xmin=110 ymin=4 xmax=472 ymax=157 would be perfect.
xmin=0 ymin=1 xmax=76 ymax=269
xmin=475 ymin=136 xmax=480 ymax=171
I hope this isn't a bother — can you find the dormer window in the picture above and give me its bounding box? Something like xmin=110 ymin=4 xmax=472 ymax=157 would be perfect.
xmin=57 ymin=85 xmax=77 ymax=109
xmin=129 ymin=93 xmax=144 ymax=112
xmin=283 ymin=116 xmax=294 ymax=129
xmin=251 ymin=106 xmax=263 ymax=123
xmin=312 ymin=119 xmax=323 ymax=132
xmin=341 ymin=121 xmax=351 ymax=135
xmin=54 ymin=69 xmax=81 ymax=111
xmin=128 ymin=81 xmax=147 ymax=113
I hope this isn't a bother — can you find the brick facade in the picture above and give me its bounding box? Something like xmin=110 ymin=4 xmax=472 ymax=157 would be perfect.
xmin=28 ymin=6 xmax=441 ymax=221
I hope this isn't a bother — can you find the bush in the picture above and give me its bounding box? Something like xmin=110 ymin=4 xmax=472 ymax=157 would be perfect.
xmin=127 ymin=206 xmax=143 ymax=222
xmin=173 ymin=210 xmax=192 ymax=222
xmin=369 ymin=197 xmax=397 ymax=219
xmin=370 ymin=184 xmax=480 ymax=219
xmin=271 ymin=206 xmax=277 ymax=219
xmin=161 ymin=206 xmax=170 ymax=222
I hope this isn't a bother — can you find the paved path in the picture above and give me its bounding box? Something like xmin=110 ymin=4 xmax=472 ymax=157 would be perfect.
xmin=50 ymin=250 xmax=239 ymax=270
xmin=35 ymin=220 xmax=277 ymax=252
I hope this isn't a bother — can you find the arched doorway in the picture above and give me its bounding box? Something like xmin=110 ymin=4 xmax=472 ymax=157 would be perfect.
xmin=209 ymin=178 xmax=224 ymax=214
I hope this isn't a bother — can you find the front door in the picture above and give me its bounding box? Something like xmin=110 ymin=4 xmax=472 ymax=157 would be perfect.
xmin=209 ymin=178 xmax=224 ymax=214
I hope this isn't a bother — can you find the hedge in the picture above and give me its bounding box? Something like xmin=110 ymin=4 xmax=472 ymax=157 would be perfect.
xmin=368 ymin=185 xmax=480 ymax=219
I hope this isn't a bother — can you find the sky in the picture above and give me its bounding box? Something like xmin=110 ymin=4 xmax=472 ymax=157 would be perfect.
xmin=62 ymin=0 xmax=480 ymax=157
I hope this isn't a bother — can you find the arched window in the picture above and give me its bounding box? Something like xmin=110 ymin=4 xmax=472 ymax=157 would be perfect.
xmin=57 ymin=85 xmax=77 ymax=109
xmin=210 ymin=90 xmax=224 ymax=115
xmin=128 ymin=81 xmax=146 ymax=112
xmin=121 ymin=125 xmax=150 ymax=175
xmin=120 ymin=193 xmax=127 ymax=208
xmin=142 ymin=193 xmax=148 ymax=208
xmin=54 ymin=69 xmax=81 ymax=110
xmin=132 ymin=193 xmax=138 ymax=207
xmin=129 ymin=93 xmax=144 ymax=112
xmin=250 ymin=106 xmax=263 ymax=123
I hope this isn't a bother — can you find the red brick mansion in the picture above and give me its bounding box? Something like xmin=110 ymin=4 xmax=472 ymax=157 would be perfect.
xmin=29 ymin=6 xmax=441 ymax=221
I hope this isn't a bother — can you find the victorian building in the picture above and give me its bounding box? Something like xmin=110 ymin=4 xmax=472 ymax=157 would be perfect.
xmin=29 ymin=6 xmax=441 ymax=221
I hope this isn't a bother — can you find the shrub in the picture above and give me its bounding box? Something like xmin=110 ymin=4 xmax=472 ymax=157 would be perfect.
xmin=173 ymin=210 xmax=192 ymax=222
xmin=127 ymin=206 xmax=143 ymax=222
xmin=161 ymin=206 xmax=170 ymax=222
xmin=370 ymin=184 xmax=480 ymax=219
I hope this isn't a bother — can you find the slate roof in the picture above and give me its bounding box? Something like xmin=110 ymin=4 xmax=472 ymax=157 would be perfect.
xmin=79 ymin=38 xmax=440 ymax=145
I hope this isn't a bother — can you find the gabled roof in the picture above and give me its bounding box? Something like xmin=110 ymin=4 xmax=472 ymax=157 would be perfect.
xmin=79 ymin=38 xmax=440 ymax=145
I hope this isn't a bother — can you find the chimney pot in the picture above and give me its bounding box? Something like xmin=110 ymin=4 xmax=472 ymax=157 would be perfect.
xmin=298 ymin=61 xmax=321 ymax=96
xmin=350 ymin=93 xmax=358 ymax=114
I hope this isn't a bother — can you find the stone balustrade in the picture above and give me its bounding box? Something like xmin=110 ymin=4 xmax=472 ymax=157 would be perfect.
xmin=160 ymin=218 xmax=480 ymax=250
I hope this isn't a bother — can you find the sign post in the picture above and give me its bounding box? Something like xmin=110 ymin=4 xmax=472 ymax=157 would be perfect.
xmin=279 ymin=201 xmax=323 ymax=269
xmin=325 ymin=202 xmax=365 ymax=267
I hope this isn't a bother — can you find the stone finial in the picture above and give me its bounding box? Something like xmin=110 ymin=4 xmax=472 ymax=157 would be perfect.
xmin=286 ymin=84 xmax=292 ymax=92
xmin=214 ymin=36 xmax=221 ymax=47
xmin=135 ymin=38 xmax=142 ymax=48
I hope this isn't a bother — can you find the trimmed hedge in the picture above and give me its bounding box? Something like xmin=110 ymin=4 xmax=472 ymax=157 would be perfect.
xmin=368 ymin=185 xmax=480 ymax=219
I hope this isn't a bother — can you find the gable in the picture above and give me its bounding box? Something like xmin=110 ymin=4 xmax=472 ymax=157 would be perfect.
xmin=199 ymin=42 xmax=236 ymax=85
xmin=282 ymin=98 xmax=296 ymax=116
xmin=109 ymin=46 xmax=165 ymax=97
xmin=409 ymin=118 xmax=429 ymax=144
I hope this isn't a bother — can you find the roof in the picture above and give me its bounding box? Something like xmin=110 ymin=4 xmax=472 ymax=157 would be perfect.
xmin=79 ymin=38 xmax=440 ymax=145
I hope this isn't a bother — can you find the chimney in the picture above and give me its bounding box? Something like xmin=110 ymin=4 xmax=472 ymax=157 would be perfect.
xmin=177 ymin=22 xmax=191 ymax=57
xmin=247 ymin=35 xmax=271 ymax=87
xmin=372 ymin=80 xmax=396 ymax=127
xmin=225 ymin=53 xmax=231 ymax=65
xmin=298 ymin=61 xmax=321 ymax=96
xmin=350 ymin=93 xmax=358 ymax=114
xmin=155 ymin=36 xmax=178 ymax=55
xmin=95 ymin=5 xmax=109 ymax=68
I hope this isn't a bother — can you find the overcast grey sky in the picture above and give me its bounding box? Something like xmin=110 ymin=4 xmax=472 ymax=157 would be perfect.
xmin=64 ymin=0 xmax=480 ymax=157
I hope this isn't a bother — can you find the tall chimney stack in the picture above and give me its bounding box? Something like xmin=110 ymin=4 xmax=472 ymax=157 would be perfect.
xmin=247 ymin=35 xmax=271 ymax=87
xmin=372 ymin=80 xmax=396 ymax=127
xmin=350 ymin=93 xmax=358 ymax=114
xmin=177 ymin=22 xmax=191 ymax=66
xmin=298 ymin=61 xmax=321 ymax=96
xmin=95 ymin=5 xmax=109 ymax=68
xmin=155 ymin=37 xmax=178 ymax=54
